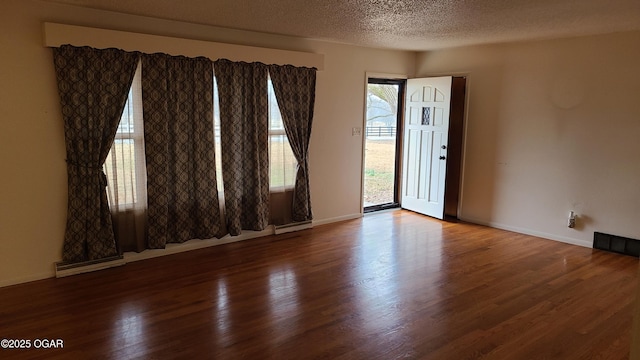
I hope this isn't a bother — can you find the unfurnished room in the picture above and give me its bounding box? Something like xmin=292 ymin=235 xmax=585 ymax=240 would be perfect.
xmin=1 ymin=0 xmax=639 ymax=359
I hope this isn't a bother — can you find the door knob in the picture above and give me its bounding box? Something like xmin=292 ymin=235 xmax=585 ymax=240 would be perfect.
xmin=441 ymin=145 xmax=447 ymax=149
xmin=439 ymin=156 xmax=446 ymax=160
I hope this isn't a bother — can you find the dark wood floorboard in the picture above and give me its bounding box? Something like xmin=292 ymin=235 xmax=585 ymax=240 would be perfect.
xmin=0 ymin=210 xmax=637 ymax=359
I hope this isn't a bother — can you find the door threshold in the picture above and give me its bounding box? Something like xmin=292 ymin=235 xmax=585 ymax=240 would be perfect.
xmin=364 ymin=203 xmax=400 ymax=214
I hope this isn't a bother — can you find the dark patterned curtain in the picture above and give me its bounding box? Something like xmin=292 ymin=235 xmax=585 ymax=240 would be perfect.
xmin=142 ymin=54 xmax=223 ymax=248
xmin=214 ymin=59 xmax=270 ymax=235
xmin=268 ymin=65 xmax=316 ymax=221
xmin=53 ymin=45 xmax=140 ymax=262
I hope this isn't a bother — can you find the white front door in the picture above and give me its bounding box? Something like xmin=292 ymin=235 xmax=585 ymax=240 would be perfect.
xmin=401 ymin=76 xmax=452 ymax=219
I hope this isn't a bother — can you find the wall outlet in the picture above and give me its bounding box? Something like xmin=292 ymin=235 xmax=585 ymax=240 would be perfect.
xmin=568 ymin=211 xmax=576 ymax=228
xmin=352 ymin=127 xmax=362 ymax=136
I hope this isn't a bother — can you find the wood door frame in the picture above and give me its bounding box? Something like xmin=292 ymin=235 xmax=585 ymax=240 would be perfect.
xmin=361 ymin=73 xmax=470 ymax=219
xmin=443 ymin=76 xmax=467 ymax=219
xmin=399 ymin=73 xmax=470 ymax=220
xmin=449 ymin=74 xmax=471 ymax=220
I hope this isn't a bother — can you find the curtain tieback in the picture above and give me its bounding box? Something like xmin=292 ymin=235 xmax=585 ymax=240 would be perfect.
xmin=66 ymin=160 xmax=108 ymax=188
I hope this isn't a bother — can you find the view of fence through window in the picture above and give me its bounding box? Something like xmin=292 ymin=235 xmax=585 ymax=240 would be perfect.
xmin=363 ymin=82 xmax=401 ymax=208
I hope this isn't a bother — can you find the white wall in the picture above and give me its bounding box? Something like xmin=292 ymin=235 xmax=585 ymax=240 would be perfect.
xmin=417 ymin=31 xmax=640 ymax=246
xmin=0 ymin=0 xmax=415 ymax=286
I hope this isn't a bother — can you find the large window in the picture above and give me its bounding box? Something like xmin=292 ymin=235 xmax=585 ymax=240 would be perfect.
xmin=267 ymin=77 xmax=297 ymax=191
xmin=105 ymin=67 xmax=297 ymax=210
xmin=104 ymin=63 xmax=145 ymax=209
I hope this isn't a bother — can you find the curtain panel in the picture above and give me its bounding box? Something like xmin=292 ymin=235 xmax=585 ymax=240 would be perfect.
xmin=53 ymin=45 xmax=140 ymax=262
xmin=268 ymin=65 xmax=316 ymax=221
xmin=141 ymin=54 xmax=223 ymax=248
xmin=214 ymin=59 xmax=270 ymax=235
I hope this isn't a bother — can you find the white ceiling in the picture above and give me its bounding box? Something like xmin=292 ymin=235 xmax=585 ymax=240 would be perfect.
xmin=45 ymin=0 xmax=640 ymax=50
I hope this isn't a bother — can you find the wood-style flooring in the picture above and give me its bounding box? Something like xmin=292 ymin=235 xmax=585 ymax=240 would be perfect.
xmin=0 ymin=210 xmax=638 ymax=359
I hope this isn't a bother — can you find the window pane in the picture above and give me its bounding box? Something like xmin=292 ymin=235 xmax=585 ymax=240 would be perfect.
xmin=268 ymin=79 xmax=284 ymax=131
xmin=269 ymin=134 xmax=297 ymax=189
xmin=116 ymin=89 xmax=135 ymax=135
xmin=104 ymin=138 xmax=137 ymax=205
xmin=104 ymin=61 xmax=144 ymax=209
xmin=268 ymin=78 xmax=296 ymax=190
xmin=105 ymin=88 xmax=138 ymax=206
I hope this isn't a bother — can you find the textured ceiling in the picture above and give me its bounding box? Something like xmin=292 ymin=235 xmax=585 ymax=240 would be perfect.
xmin=44 ymin=0 xmax=640 ymax=50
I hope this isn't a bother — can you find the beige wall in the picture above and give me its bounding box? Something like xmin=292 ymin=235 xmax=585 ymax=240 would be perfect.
xmin=417 ymin=31 xmax=640 ymax=246
xmin=0 ymin=0 xmax=415 ymax=285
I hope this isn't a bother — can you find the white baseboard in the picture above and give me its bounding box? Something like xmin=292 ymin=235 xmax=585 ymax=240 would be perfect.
xmin=124 ymin=227 xmax=275 ymax=263
xmin=459 ymin=215 xmax=592 ymax=248
xmin=56 ymin=256 xmax=126 ymax=278
xmin=127 ymin=215 xmax=366 ymax=262
xmin=312 ymin=213 xmax=363 ymax=227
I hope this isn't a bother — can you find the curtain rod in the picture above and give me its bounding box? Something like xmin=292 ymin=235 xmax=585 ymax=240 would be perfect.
xmin=43 ymin=22 xmax=325 ymax=71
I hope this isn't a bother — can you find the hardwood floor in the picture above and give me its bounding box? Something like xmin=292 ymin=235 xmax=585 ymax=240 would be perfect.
xmin=1 ymin=210 xmax=637 ymax=359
